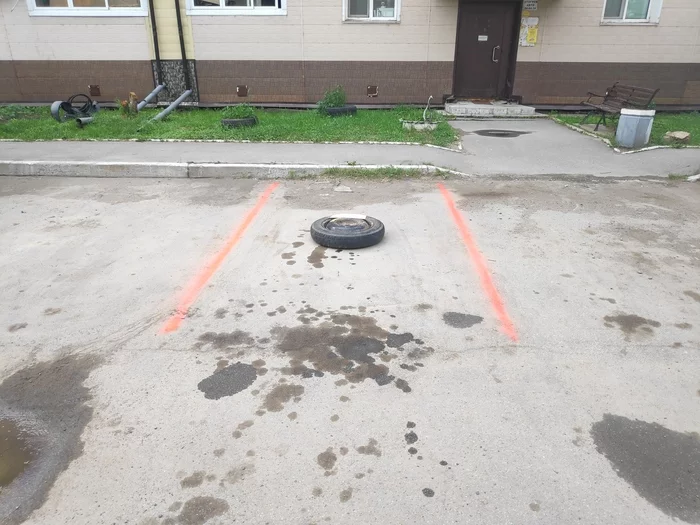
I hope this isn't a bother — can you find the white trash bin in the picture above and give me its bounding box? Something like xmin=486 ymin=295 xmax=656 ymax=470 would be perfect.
xmin=615 ymin=108 xmax=655 ymax=149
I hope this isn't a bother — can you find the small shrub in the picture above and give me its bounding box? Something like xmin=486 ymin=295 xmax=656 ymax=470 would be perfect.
xmin=116 ymin=92 xmax=139 ymax=118
xmin=221 ymin=104 xmax=256 ymax=120
xmin=318 ymin=86 xmax=347 ymax=114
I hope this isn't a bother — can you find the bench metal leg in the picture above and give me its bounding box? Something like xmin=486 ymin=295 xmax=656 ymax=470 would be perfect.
xmin=594 ymin=113 xmax=606 ymax=132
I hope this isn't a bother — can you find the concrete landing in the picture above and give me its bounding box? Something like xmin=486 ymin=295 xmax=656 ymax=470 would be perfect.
xmin=445 ymin=100 xmax=538 ymax=118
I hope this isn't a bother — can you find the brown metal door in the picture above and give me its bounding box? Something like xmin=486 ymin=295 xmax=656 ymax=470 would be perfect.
xmin=453 ymin=1 xmax=518 ymax=99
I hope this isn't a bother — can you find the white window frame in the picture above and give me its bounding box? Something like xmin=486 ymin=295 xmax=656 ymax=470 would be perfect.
xmin=187 ymin=0 xmax=286 ymax=16
xmin=27 ymin=0 xmax=147 ymax=16
xmin=600 ymin=0 xmax=662 ymax=25
xmin=342 ymin=0 xmax=400 ymax=23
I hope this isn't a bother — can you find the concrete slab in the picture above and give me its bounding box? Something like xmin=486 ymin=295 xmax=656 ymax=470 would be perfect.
xmin=0 ymin=177 xmax=699 ymax=525
xmin=445 ymin=101 xmax=538 ymax=118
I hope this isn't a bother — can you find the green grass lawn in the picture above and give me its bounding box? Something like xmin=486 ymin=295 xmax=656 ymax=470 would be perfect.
xmin=554 ymin=112 xmax=700 ymax=147
xmin=0 ymin=105 xmax=458 ymax=147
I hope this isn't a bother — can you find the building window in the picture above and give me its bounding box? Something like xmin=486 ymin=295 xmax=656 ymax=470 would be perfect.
xmin=345 ymin=0 xmax=399 ymax=21
xmin=602 ymin=0 xmax=661 ymax=22
xmin=28 ymin=0 xmax=146 ymax=15
xmin=188 ymin=0 xmax=286 ymax=15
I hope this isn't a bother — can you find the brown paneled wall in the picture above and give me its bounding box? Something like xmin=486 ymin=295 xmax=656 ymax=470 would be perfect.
xmin=196 ymin=61 xmax=455 ymax=104
xmin=514 ymin=62 xmax=700 ymax=105
xmin=4 ymin=59 xmax=700 ymax=106
xmin=0 ymin=61 xmax=154 ymax=103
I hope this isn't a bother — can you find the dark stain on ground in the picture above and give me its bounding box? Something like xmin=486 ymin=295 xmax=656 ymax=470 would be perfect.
xmin=196 ymin=331 xmax=255 ymax=350
xmin=274 ymin=322 xmax=390 ymax=385
xmin=308 ymin=246 xmax=328 ymax=268
xmin=422 ymin=488 xmax=435 ymax=497
xmin=263 ymin=384 xmax=304 ymax=412
xmin=216 ymin=359 xmax=229 ymax=370
xmin=386 ymin=333 xmax=414 ymax=348
xmin=287 ymin=411 xmax=297 ymax=420
xmin=442 ymin=312 xmax=483 ymax=329
xmin=600 ymin=298 xmax=617 ymax=304
xmin=273 ymin=308 xmax=430 ymax=394
xmin=43 ymin=308 xmax=61 ymax=316
xmin=415 ymin=304 xmax=433 ymax=311
xmin=591 ymin=413 xmax=700 ymax=523
xmin=197 ymin=362 xmax=257 ymax=400
xmin=0 ymin=354 xmax=101 ymax=525
xmin=339 ymin=488 xmax=353 ymax=503
xmin=181 ymin=471 xmax=205 ymax=488
xmin=684 ymin=291 xmax=700 ymax=303
xmin=169 ymin=501 xmax=183 ymax=512
xmin=356 ymin=438 xmax=381 ymax=457
xmin=281 ymin=251 xmax=295 ymax=260
xmin=317 ymin=448 xmax=337 ymax=471
xmin=0 ymin=420 xmax=34 ymax=488
xmin=339 ymin=447 xmax=349 ymax=456
xmin=400 ymin=364 xmax=417 ymax=372
xmin=176 ymin=496 xmax=229 ymax=525
xmin=676 ymin=323 xmax=693 ymax=330
xmin=312 ymin=487 xmax=323 ymax=497
xmin=603 ymin=314 xmax=661 ymax=340
xmin=213 ymin=448 xmax=225 ymax=457
xmin=407 ymin=421 xmax=416 ymax=428
xmin=439 ymin=460 xmax=448 ymax=466
xmin=214 ymin=308 xmax=228 ymax=319
xmin=7 ymin=323 xmax=27 ymax=333
xmin=330 ymin=415 xmax=339 ymax=422
xmin=293 ymin=242 xmax=304 ymax=248
xmin=405 ymin=431 xmax=418 ymax=444
xmin=408 ymin=447 xmax=418 ymax=455
xmin=395 ymin=379 xmax=411 ymax=393
xmin=530 ymin=502 xmax=541 ymax=512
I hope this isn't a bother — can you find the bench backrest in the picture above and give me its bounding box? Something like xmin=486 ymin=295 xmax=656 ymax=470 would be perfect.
xmin=605 ymin=83 xmax=659 ymax=109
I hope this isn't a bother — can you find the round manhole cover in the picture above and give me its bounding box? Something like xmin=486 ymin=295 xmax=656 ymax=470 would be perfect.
xmin=472 ymin=130 xmax=530 ymax=138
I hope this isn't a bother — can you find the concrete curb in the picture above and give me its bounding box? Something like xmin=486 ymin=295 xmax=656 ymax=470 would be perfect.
xmin=0 ymin=161 xmax=470 ymax=179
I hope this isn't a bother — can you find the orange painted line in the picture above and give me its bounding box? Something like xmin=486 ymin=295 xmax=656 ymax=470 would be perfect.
xmin=438 ymin=183 xmax=518 ymax=342
xmin=160 ymin=182 xmax=279 ymax=334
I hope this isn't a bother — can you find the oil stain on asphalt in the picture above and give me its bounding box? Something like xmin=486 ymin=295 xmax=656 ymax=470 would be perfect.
xmin=197 ymin=362 xmax=257 ymax=400
xmin=603 ymin=314 xmax=661 ymax=340
xmin=272 ymin=309 xmax=418 ymax=391
xmin=0 ymin=354 xmax=101 ymax=525
xmin=176 ymin=496 xmax=229 ymax=525
xmin=442 ymin=312 xmax=483 ymax=329
xmin=308 ymin=246 xmax=328 ymax=268
xmin=591 ymin=413 xmax=700 ymax=523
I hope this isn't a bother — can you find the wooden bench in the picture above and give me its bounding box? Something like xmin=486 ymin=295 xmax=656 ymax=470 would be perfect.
xmin=581 ymin=83 xmax=659 ymax=131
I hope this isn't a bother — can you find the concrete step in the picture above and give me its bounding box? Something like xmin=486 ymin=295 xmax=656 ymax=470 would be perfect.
xmin=445 ymin=101 xmax=538 ymax=118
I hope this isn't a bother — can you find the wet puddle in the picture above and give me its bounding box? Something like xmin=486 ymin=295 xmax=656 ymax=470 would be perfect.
xmin=0 ymin=419 xmax=34 ymax=489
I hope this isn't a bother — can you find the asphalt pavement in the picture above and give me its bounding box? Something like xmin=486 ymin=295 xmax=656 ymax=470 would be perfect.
xmin=0 ymin=176 xmax=698 ymax=525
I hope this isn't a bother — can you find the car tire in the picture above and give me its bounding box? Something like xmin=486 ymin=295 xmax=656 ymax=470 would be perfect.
xmin=310 ymin=215 xmax=385 ymax=249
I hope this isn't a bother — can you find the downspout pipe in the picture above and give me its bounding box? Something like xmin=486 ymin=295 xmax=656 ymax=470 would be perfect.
xmin=173 ymin=0 xmax=191 ymax=91
xmin=147 ymin=0 xmax=163 ymax=86
xmin=152 ymin=89 xmax=192 ymax=121
xmin=137 ymin=84 xmax=166 ymax=111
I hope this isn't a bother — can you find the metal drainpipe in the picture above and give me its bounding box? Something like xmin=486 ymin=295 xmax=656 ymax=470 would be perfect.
xmin=147 ymin=0 xmax=164 ymax=86
xmin=173 ymin=0 xmax=191 ymax=92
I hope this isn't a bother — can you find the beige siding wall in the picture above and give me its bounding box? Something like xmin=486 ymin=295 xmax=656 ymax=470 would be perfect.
xmin=0 ymin=0 xmax=151 ymax=60
xmin=191 ymin=0 xmax=458 ymax=61
xmin=517 ymin=0 xmax=700 ymax=63
xmin=150 ymin=0 xmax=195 ymax=58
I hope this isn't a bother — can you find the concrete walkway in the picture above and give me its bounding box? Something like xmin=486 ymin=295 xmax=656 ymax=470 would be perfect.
xmin=1 ymin=119 xmax=699 ymax=178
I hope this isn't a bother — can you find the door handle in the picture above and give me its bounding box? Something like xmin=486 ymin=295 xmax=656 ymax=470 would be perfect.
xmin=492 ymin=45 xmax=501 ymax=63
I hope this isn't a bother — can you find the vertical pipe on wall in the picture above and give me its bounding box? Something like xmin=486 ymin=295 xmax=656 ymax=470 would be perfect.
xmin=148 ymin=0 xmax=164 ymax=86
xmin=173 ymin=0 xmax=191 ymax=91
